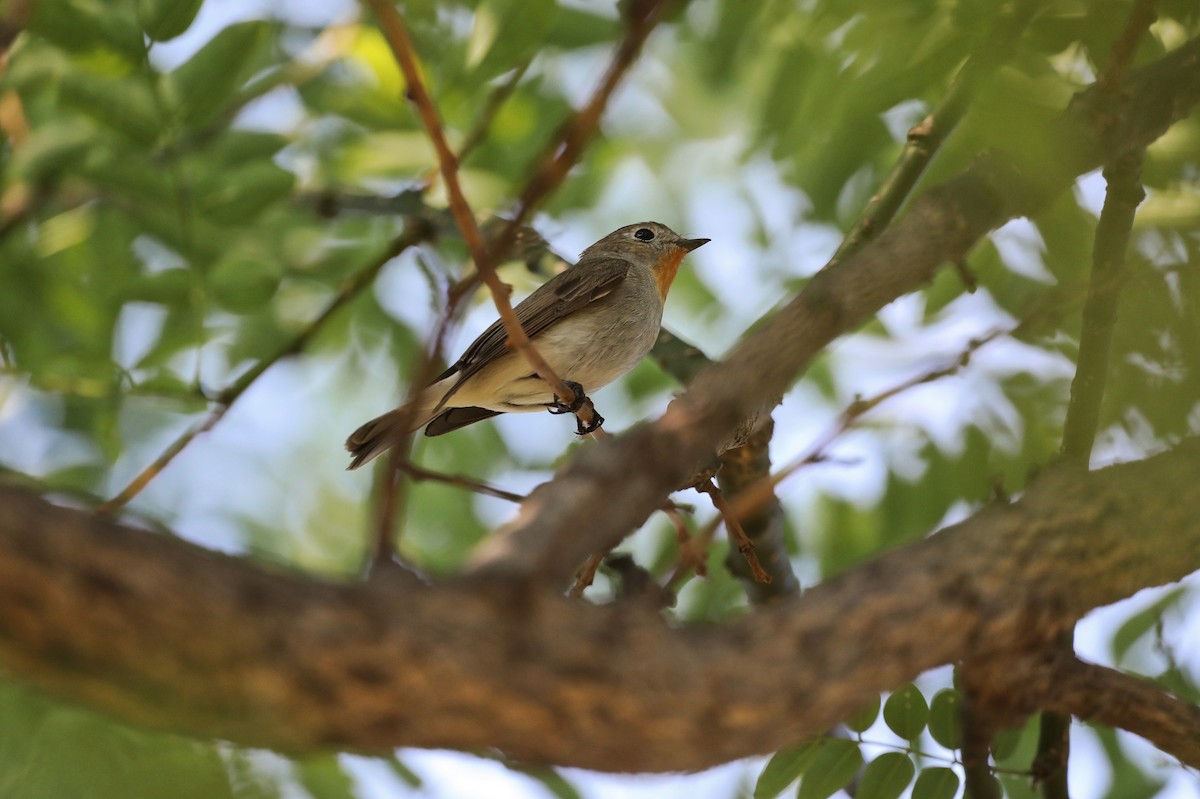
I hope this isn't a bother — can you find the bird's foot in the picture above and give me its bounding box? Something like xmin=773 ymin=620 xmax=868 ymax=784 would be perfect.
xmin=548 ymin=380 xmax=587 ymax=414
xmin=574 ymin=410 xmax=604 ymax=436
xmin=548 ymin=381 xmax=604 ymax=435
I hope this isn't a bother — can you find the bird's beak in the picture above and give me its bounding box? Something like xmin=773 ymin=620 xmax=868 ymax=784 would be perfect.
xmin=678 ymin=237 xmax=710 ymax=252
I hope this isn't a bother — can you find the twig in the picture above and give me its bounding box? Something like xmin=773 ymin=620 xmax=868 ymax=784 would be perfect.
xmin=664 ymin=503 xmax=706 ymax=578
xmin=366 ymin=0 xmax=603 ymax=437
xmin=97 ymin=225 xmax=427 ymax=514
xmin=713 ymin=418 xmax=799 ymax=599
xmin=443 ymin=59 xmax=531 ymax=177
xmin=695 ymin=478 xmax=770 ymax=584
xmin=370 ymin=448 xmax=408 ymax=569
xmin=665 ymin=512 xmax=721 ymax=591
xmin=400 ymin=462 xmax=526 ymax=503
xmin=568 ymin=553 xmax=606 ymax=598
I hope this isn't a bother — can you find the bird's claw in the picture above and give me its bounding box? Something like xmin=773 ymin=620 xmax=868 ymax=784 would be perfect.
xmin=574 ymin=411 xmax=604 ymax=436
xmin=549 ymin=381 xmax=587 ymax=414
xmin=548 ymin=381 xmax=604 ymax=435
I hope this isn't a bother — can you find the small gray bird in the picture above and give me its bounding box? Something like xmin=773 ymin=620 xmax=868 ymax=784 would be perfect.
xmin=345 ymin=221 xmax=708 ymax=469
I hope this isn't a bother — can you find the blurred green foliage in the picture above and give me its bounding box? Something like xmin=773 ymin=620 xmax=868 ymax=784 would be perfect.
xmin=1 ymin=0 xmax=1199 ymax=796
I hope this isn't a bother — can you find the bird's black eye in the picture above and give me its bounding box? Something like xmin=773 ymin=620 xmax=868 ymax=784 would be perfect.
xmin=634 ymin=228 xmax=655 ymax=241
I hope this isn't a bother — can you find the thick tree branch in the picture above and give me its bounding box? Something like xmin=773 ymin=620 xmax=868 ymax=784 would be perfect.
xmin=468 ymin=34 xmax=1200 ymax=587
xmin=1048 ymin=657 xmax=1200 ymax=766
xmin=2 ymin=441 xmax=1200 ymax=771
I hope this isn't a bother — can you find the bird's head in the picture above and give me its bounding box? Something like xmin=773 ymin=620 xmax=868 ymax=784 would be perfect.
xmin=581 ymin=221 xmax=709 ymax=300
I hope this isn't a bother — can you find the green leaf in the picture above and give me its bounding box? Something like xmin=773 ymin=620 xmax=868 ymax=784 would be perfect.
xmin=856 ymin=752 xmax=915 ymax=799
xmin=927 ymin=689 xmax=962 ymax=749
xmin=0 ymin=680 xmax=235 ymax=799
xmin=505 ymin=764 xmax=581 ymax=799
xmin=544 ymin=5 xmax=620 ymax=48
xmin=77 ymin=146 xmax=177 ymax=205
xmin=467 ymin=0 xmax=557 ymax=80
xmin=127 ymin=268 xmax=192 ymax=305
xmin=196 ymin=161 xmax=296 ymax=224
xmin=9 ymin=120 xmax=96 ymax=182
xmin=29 ymin=0 xmax=145 ymax=61
xmin=883 ymin=684 xmax=928 ymax=740
xmin=795 ymin=738 xmax=862 ymax=799
xmin=58 ymin=72 xmax=162 ymax=144
xmin=167 ymin=21 xmax=272 ymax=129
xmin=844 ymin=694 xmax=881 ymax=734
xmin=384 ymin=756 xmax=423 ymax=787
xmin=1111 ymin=588 xmax=1184 ymax=663
xmin=209 ymin=255 xmax=283 ymax=312
xmin=755 ymin=741 xmax=819 ymax=799
xmin=208 ymin=130 xmax=292 ymax=167
xmin=295 ymin=755 xmax=356 ymax=799
xmin=138 ymin=0 xmax=204 ymax=42
xmin=911 ymin=767 xmax=960 ymax=799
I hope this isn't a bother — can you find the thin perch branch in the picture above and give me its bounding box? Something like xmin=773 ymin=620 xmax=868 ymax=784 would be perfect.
xmin=366 ymin=0 xmax=602 ymax=434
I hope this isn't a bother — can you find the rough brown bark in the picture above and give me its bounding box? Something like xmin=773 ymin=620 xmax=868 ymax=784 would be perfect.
xmin=2 ymin=440 xmax=1200 ymax=771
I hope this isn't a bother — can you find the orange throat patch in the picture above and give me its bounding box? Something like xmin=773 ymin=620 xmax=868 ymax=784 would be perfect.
xmin=652 ymin=249 xmax=688 ymax=301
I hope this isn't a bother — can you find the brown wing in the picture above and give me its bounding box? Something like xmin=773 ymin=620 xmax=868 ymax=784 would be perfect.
xmin=424 ymin=406 xmax=503 ymax=436
xmin=435 ymin=257 xmax=632 ymax=401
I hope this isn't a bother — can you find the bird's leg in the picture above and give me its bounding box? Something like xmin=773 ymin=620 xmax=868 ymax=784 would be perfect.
xmin=574 ymin=409 xmax=604 ymax=436
xmin=548 ymin=381 xmax=605 ymax=436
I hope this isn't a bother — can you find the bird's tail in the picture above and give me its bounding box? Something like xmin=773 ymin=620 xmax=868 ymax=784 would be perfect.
xmin=345 ymin=390 xmax=442 ymax=470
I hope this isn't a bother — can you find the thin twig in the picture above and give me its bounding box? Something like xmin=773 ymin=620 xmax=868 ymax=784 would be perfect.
xmin=664 ymin=503 xmax=706 ymax=578
xmin=400 ymin=462 xmax=526 ymax=503
xmin=445 ymin=59 xmax=531 ymax=175
xmin=695 ymin=478 xmax=770 ymax=584
xmin=98 ymin=226 xmax=427 ymax=513
xmin=366 ymin=0 xmax=602 ymax=436
xmin=568 ymin=553 xmax=606 ymax=598
xmin=371 ymin=448 xmax=408 ymax=569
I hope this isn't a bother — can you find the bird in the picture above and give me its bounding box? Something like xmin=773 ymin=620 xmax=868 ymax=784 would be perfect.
xmin=345 ymin=221 xmax=708 ymax=469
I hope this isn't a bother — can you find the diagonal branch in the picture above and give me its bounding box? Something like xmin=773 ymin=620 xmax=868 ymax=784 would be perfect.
xmin=467 ymin=34 xmax=1200 ymax=587
xmin=366 ymin=0 xmax=609 ymax=437
xmin=1047 ymin=656 xmax=1200 ymax=767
